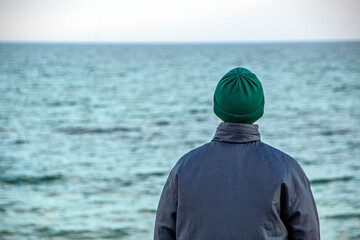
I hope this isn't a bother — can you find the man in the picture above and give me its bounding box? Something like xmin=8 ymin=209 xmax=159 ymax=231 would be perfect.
xmin=154 ymin=67 xmax=320 ymax=240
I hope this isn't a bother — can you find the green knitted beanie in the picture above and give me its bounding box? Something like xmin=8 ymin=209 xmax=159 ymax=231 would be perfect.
xmin=213 ymin=67 xmax=265 ymax=123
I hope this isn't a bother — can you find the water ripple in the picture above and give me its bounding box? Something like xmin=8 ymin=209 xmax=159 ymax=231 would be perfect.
xmin=310 ymin=176 xmax=354 ymax=185
xmin=56 ymin=126 xmax=141 ymax=134
xmin=0 ymin=174 xmax=63 ymax=185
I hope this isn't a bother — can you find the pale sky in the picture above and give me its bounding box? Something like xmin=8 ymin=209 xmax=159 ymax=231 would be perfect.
xmin=0 ymin=0 xmax=359 ymax=42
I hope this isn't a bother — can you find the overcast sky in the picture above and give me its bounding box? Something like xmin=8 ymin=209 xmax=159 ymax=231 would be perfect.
xmin=0 ymin=0 xmax=359 ymax=42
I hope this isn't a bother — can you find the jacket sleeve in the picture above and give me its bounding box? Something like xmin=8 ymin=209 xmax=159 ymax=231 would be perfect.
xmin=281 ymin=161 xmax=320 ymax=240
xmin=154 ymin=167 xmax=178 ymax=240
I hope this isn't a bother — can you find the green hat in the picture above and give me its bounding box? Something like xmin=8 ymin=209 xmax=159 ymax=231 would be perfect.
xmin=213 ymin=67 xmax=265 ymax=123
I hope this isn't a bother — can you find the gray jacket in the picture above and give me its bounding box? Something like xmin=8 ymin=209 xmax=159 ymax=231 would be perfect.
xmin=154 ymin=122 xmax=320 ymax=240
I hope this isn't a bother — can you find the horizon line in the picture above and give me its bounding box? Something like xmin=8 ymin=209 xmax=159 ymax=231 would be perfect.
xmin=1 ymin=38 xmax=360 ymax=45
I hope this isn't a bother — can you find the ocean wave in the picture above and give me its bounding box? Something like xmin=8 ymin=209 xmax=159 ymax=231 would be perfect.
xmin=33 ymin=226 xmax=130 ymax=239
xmin=138 ymin=208 xmax=157 ymax=213
xmin=154 ymin=120 xmax=170 ymax=126
xmin=12 ymin=139 xmax=29 ymax=145
xmin=323 ymin=213 xmax=360 ymax=219
xmin=0 ymin=174 xmax=63 ymax=185
xmin=136 ymin=171 xmax=168 ymax=180
xmin=47 ymin=100 xmax=77 ymax=107
xmin=319 ymin=129 xmax=351 ymax=136
xmin=56 ymin=126 xmax=141 ymax=135
xmin=310 ymin=176 xmax=353 ymax=185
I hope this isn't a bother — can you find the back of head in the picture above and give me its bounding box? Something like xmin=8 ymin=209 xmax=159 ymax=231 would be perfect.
xmin=213 ymin=67 xmax=265 ymax=124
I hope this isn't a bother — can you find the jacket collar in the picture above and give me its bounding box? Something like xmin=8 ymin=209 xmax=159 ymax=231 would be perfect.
xmin=212 ymin=122 xmax=261 ymax=143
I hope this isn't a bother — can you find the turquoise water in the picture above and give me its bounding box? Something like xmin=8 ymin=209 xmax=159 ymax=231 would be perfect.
xmin=0 ymin=42 xmax=360 ymax=239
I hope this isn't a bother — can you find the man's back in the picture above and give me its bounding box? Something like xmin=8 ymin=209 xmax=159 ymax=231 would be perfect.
xmin=154 ymin=123 xmax=320 ymax=240
xmin=154 ymin=67 xmax=320 ymax=239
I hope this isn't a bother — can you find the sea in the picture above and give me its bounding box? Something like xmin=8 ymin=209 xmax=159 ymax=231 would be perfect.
xmin=0 ymin=42 xmax=359 ymax=240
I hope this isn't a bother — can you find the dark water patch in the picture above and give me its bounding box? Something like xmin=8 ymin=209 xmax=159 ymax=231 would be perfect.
xmin=12 ymin=139 xmax=29 ymax=145
xmin=310 ymin=176 xmax=353 ymax=185
xmin=136 ymin=171 xmax=168 ymax=180
xmin=0 ymin=174 xmax=63 ymax=185
xmin=333 ymin=83 xmax=360 ymax=92
xmin=111 ymin=178 xmax=134 ymax=187
xmin=100 ymin=228 xmax=130 ymax=239
xmin=347 ymin=140 xmax=360 ymax=149
xmin=93 ymin=103 xmax=108 ymax=108
xmin=138 ymin=208 xmax=157 ymax=213
xmin=0 ymin=230 xmax=13 ymax=237
xmin=30 ymin=207 xmax=41 ymax=212
xmin=35 ymin=226 xmax=95 ymax=239
xmin=56 ymin=126 xmax=141 ymax=135
xmin=121 ymin=180 xmax=133 ymax=187
xmin=320 ymin=129 xmax=351 ymax=136
xmin=117 ymin=72 xmax=127 ymax=77
xmin=79 ymin=176 xmax=134 ymax=187
xmin=323 ymin=213 xmax=360 ymax=219
xmin=102 ymin=177 xmax=134 ymax=187
xmin=299 ymin=158 xmax=324 ymax=165
xmin=150 ymin=131 xmax=163 ymax=138
xmin=45 ymin=191 xmax=59 ymax=197
xmin=155 ymin=120 xmax=170 ymax=126
xmin=0 ymin=156 xmax=16 ymax=162
xmin=184 ymin=139 xmax=203 ymax=147
xmin=0 ymin=201 xmax=17 ymax=210
xmin=14 ymin=207 xmax=43 ymax=214
xmin=90 ymin=199 xmax=117 ymax=205
xmin=47 ymin=100 xmax=77 ymax=107
xmin=189 ymin=108 xmax=209 ymax=114
xmin=35 ymin=227 xmax=131 ymax=239
xmin=301 ymin=160 xmax=316 ymax=165
xmin=196 ymin=117 xmax=207 ymax=122
xmin=0 ymin=206 xmax=7 ymax=212
xmin=82 ymin=186 xmax=119 ymax=196
xmin=143 ymin=188 xmax=161 ymax=196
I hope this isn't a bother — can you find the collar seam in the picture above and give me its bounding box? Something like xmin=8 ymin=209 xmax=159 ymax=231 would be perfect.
xmin=216 ymin=129 xmax=258 ymax=135
xmin=211 ymin=139 xmax=260 ymax=144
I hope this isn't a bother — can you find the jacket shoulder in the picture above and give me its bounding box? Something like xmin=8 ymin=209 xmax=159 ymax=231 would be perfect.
xmin=259 ymin=142 xmax=294 ymax=159
xmin=170 ymin=142 xmax=211 ymax=174
xmin=259 ymin=142 xmax=309 ymax=182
